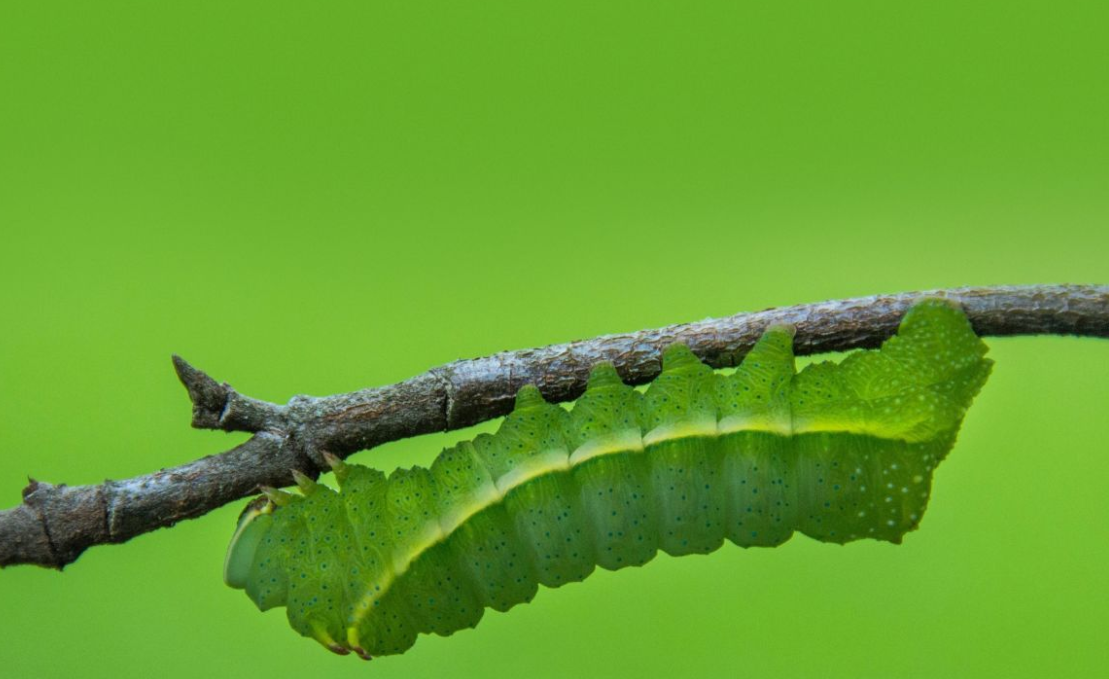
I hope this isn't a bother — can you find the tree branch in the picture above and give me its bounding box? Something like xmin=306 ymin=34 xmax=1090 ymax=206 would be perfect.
xmin=2 ymin=284 xmax=1106 ymax=569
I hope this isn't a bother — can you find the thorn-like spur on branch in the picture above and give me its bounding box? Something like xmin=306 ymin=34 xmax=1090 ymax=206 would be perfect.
xmin=171 ymin=355 xmax=284 ymax=432
xmin=2 ymin=284 xmax=1106 ymax=569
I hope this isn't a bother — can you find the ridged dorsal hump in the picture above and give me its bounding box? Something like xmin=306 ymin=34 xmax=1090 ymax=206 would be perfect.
xmin=383 ymin=467 xmax=442 ymax=576
xmin=334 ymin=464 xmax=390 ymax=565
xmin=567 ymin=363 xmax=644 ymax=465
xmin=276 ymin=482 xmax=353 ymax=653
xmin=791 ymin=300 xmax=992 ymax=442
xmin=429 ymin=440 xmax=499 ymax=534
xmin=717 ymin=325 xmax=795 ymax=436
xmin=472 ymin=385 xmax=571 ymax=496
xmin=641 ymin=343 xmax=718 ymax=445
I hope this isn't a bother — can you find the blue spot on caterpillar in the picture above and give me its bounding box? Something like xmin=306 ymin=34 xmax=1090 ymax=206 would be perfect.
xmin=224 ymin=300 xmax=992 ymax=658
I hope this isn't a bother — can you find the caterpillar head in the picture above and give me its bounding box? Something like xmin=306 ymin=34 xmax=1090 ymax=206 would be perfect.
xmin=224 ymin=495 xmax=274 ymax=589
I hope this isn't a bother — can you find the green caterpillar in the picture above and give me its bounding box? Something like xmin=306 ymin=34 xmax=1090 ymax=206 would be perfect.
xmin=224 ymin=300 xmax=992 ymax=659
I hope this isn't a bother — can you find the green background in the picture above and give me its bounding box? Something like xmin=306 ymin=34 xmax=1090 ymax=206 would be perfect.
xmin=2 ymin=1 xmax=1106 ymax=677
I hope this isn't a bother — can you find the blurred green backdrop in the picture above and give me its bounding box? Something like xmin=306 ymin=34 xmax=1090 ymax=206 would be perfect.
xmin=1 ymin=1 xmax=1106 ymax=677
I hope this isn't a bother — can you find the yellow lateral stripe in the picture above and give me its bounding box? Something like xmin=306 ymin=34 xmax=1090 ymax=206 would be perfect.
xmin=641 ymin=418 xmax=717 ymax=447
xmin=791 ymin=416 xmax=932 ymax=443
xmin=347 ymin=416 xmax=930 ymax=633
xmin=568 ymin=429 xmax=644 ymax=465
xmin=494 ymin=448 xmax=571 ymax=495
xmin=717 ymin=414 xmax=792 ymax=436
